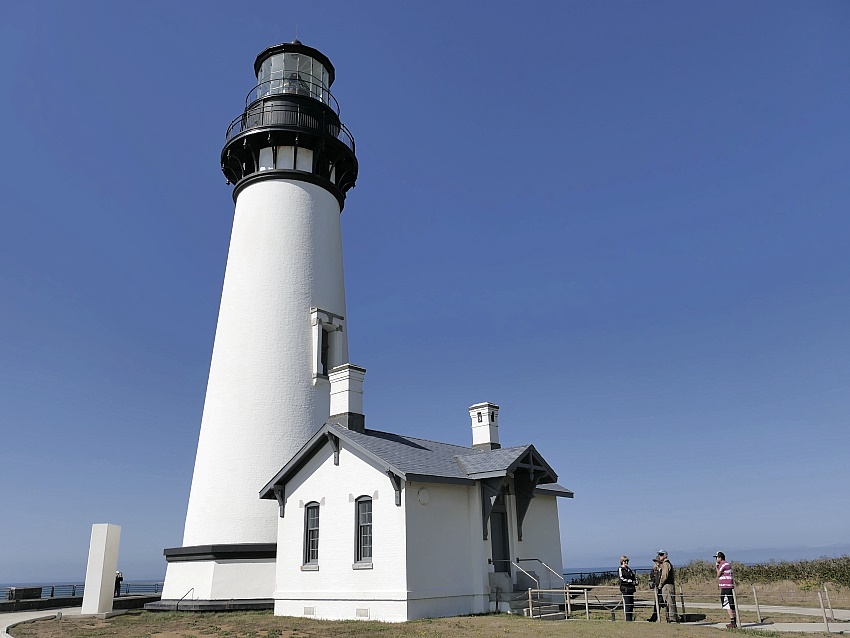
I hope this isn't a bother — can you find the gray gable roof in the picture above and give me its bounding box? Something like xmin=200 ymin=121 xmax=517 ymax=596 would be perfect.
xmin=260 ymin=422 xmax=573 ymax=500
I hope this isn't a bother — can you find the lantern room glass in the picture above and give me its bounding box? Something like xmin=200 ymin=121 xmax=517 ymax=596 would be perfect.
xmin=257 ymin=52 xmax=330 ymax=105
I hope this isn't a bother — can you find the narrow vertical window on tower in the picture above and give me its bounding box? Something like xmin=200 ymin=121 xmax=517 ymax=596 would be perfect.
xmin=304 ymin=503 xmax=320 ymax=565
xmin=355 ymin=497 xmax=372 ymax=564
xmin=320 ymin=328 xmax=330 ymax=376
xmin=311 ymin=308 xmax=345 ymax=380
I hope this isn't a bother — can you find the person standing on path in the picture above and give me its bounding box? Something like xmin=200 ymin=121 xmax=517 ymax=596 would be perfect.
xmin=657 ymin=550 xmax=680 ymax=622
xmin=618 ymin=555 xmax=637 ymax=621
xmin=715 ymin=551 xmax=736 ymax=628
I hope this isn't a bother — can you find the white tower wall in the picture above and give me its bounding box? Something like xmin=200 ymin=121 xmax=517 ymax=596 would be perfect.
xmin=157 ymin=40 xmax=360 ymax=608
xmin=161 ymin=179 xmax=348 ymax=601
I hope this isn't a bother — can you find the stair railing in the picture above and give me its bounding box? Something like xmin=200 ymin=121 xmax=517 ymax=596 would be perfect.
xmin=175 ymin=588 xmax=194 ymax=612
xmin=517 ymin=558 xmax=567 ymax=614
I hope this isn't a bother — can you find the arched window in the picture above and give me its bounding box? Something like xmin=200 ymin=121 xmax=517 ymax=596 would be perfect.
xmin=355 ymin=497 xmax=372 ymax=564
xmin=304 ymin=502 xmax=320 ymax=565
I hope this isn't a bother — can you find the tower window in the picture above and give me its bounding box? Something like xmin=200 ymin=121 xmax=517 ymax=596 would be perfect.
xmin=477 ymin=412 xmax=482 ymax=423
xmin=490 ymin=411 xmax=495 ymax=422
xmin=320 ymin=328 xmax=330 ymax=376
xmin=311 ymin=308 xmax=345 ymax=380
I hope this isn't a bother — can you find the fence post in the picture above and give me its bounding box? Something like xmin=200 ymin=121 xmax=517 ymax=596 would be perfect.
xmin=817 ymin=592 xmax=830 ymax=634
xmin=824 ymin=584 xmax=835 ymax=622
xmin=752 ymin=585 xmax=762 ymax=623
xmin=732 ymin=588 xmax=740 ymax=626
xmin=528 ymin=588 xmax=534 ymax=619
xmin=584 ymin=588 xmax=590 ymax=621
xmin=654 ymin=587 xmax=661 ymax=623
xmin=678 ymin=583 xmax=687 ymax=619
xmin=566 ymin=585 xmax=572 ymax=616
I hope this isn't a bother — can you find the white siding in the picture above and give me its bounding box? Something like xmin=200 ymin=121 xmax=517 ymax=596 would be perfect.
xmin=513 ymin=496 xmax=564 ymax=589
xmin=161 ymin=560 xmax=275 ymax=601
xmin=404 ymin=482 xmax=490 ymax=619
xmin=274 ymin=441 xmax=408 ymax=622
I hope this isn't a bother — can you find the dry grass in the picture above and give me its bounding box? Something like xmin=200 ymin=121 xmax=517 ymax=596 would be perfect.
xmin=676 ymin=576 xmax=849 ymax=608
xmin=7 ymin=610 xmax=836 ymax=638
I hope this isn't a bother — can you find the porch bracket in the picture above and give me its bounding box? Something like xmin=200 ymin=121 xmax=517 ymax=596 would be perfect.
xmin=514 ymin=473 xmax=540 ymax=541
xmin=273 ymin=488 xmax=286 ymax=518
xmin=480 ymin=477 xmax=506 ymax=541
xmin=326 ymin=432 xmax=340 ymax=465
xmin=387 ymin=471 xmax=403 ymax=506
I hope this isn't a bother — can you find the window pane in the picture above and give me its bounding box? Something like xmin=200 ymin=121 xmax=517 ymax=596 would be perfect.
xmin=305 ymin=504 xmax=319 ymax=563
xmin=356 ymin=499 xmax=372 ymax=562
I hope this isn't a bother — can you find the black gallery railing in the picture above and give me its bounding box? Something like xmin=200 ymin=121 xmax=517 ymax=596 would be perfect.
xmin=225 ymin=100 xmax=355 ymax=153
xmin=244 ymin=78 xmax=341 ymax=115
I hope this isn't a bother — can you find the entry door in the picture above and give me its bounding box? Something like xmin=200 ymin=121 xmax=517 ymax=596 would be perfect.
xmin=491 ymin=495 xmax=511 ymax=573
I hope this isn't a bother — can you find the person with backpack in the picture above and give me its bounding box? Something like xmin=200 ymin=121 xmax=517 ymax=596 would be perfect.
xmin=618 ymin=555 xmax=637 ymax=621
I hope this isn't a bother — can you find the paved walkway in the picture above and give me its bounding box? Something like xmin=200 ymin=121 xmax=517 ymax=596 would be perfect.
xmin=682 ymin=602 xmax=850 ymax=633
xmin=1 ymin=608 xmax=80 ymax=638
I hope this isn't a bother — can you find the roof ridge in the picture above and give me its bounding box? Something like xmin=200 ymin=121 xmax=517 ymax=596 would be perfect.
xmin=454 ymin=443 xmax=531 ymax=457
xmin=349 ymin=427 xmax=474 ymax=450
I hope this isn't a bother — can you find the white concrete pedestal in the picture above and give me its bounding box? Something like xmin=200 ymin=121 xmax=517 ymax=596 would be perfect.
xmin=81 ymin=524 xmax=121 ymax=616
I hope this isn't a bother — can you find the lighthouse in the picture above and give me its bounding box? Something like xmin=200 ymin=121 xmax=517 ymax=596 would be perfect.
xmin=158 ymin=41 xmax=358 ymax=608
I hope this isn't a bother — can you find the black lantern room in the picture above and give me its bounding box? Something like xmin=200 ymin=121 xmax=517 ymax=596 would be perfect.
xmin=221 ymin=41 xmax=358 ymax=208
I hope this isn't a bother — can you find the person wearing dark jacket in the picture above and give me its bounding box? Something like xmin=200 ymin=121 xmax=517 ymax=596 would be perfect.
xmin=618 ymin=555 xmax=637 ymax=621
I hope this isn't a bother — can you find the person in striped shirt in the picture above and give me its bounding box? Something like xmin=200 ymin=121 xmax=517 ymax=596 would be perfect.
xmin=714 ymin=551 xmax=736 ymax=628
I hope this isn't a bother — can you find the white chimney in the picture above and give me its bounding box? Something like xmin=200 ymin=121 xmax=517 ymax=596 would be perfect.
xmin=329 ymin=364 xmax=366 ymax=433
xmin=469 ymin=402 xmax=500 ymax=450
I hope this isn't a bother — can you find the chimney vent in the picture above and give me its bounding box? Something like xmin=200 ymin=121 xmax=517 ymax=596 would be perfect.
xmin=329 ymin=364 xmax=366 ymax=433
xmin=469 ymin=402 xmax=500 ymax=450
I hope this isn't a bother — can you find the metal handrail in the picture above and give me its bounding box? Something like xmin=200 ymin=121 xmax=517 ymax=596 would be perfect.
xmin=519 ymin=558 xmax=569 ymax=619
xmin=224 ymin=100 xmax=355 ymax=152
xmin=175 ymin=587 xmax=194 ymax=612
xmin=245 ymin=78 xmax=340 ymax=115
xmin=513 ymin=561 xmax=539 ymax=589
xmin=518 ymin=557 xmax=566 ymax=588
xmin=488 ymin=558 xmax=539 ymax=589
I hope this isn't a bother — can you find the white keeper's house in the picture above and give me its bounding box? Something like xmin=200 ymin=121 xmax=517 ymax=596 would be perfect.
xmin=260 ymin=388 xmax=573 ymax=621
xmin=151 ymin=40 xmax=573 ymax=622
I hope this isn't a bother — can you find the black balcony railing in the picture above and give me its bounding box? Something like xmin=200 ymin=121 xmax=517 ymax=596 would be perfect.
xmin=245 ymin=78 xmax=340 ymax=115
xmin=225 ymin=99 xmax=355 ymax=153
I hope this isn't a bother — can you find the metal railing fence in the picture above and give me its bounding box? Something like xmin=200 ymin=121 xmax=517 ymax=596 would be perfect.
xmin=3 ymin=581 xmax=163 ymax=601
xmin=523 ymin=581 xmax=844 ymax=628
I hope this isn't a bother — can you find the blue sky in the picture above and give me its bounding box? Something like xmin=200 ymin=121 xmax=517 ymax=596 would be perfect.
xmin=2 ymin=1 xmax=849 ymax=583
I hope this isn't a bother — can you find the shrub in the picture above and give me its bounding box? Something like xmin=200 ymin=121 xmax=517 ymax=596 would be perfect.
xmin=677 ymin=556 xmax=850 ymax=587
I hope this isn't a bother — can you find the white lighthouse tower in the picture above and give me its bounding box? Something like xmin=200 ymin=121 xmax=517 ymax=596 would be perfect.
xmin=158 ymin=41 xmax=358 ymax=609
